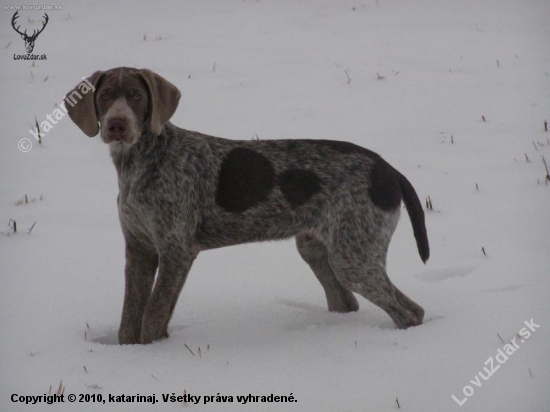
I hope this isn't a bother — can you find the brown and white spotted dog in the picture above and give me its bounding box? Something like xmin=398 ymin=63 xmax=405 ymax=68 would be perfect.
xmin=66 ymin=67 xmax=429 ymax=344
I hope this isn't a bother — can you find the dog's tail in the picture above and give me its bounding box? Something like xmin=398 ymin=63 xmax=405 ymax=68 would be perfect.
xmin=398 ymin=172 xmax=430 ymax=263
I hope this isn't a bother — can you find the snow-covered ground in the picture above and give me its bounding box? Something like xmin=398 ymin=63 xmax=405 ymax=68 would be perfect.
xmin=1 ymin=1 xmax=549 ymax=411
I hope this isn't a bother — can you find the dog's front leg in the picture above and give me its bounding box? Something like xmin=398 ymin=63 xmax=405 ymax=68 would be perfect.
xmin=118 ymin=232 xmax=159 ymax=345
xmin=140 ymin=245 xmax=198 ymax=344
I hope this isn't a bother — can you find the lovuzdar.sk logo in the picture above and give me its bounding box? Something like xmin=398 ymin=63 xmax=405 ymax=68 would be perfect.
xmin=11 ymin=11 xmax=49 ymax=61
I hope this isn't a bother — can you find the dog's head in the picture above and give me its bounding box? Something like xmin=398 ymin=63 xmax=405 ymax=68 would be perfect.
xmin=65 ymin=67 xmax=181 ymax=145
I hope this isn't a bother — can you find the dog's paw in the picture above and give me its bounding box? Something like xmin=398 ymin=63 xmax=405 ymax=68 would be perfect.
xmin=140 ymin=329 xmax=169 ymax=344
xmin=118 ymin=333 xmax=141 ymax=345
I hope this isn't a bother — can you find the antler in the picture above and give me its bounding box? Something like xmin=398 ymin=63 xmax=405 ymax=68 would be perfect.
xmin=11 ymin=11 xmax=49 ymax=40
xmin=28 ymin=13 xmax=49 ymax=40
xmin=11 ymin=11 xmax=26 ymax=37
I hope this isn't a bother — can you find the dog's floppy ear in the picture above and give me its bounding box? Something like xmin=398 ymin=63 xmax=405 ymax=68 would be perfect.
xmin=138 ymin=69 xmax=181 ymax=136
xmin=65 ymin=71 xmax=104 ymax=137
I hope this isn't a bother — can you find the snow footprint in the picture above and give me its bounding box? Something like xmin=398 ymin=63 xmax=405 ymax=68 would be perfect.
xmin=89 ymin=327 xmax=119 ymax=345
xmin=416 ymin=265 xmax=476 ymax=283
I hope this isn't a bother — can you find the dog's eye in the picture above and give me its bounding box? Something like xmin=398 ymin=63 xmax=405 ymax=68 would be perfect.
xmin=133 ymin=93 xmax=141 ymax=101
xmin=101 ymin=93 xmax=110 ymax=101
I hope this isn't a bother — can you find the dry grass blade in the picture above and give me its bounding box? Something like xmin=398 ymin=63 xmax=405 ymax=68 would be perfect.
xmin=184 ymin=343 xmax=195 ymax=356
xmin=28 ymin=222 xmax=37 ymax=234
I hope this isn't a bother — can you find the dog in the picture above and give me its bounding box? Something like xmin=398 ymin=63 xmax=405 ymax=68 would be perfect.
xmin=65 ymin=67 xmax=429 ymax=344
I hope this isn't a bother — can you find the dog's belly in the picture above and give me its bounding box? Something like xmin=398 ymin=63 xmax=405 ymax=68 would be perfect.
xmin=196 ymin=205 xmax=322 ymax=250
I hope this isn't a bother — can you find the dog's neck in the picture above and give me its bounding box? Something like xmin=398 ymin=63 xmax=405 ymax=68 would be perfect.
xmin=109 ymin=123 xmax=179 ymax=190
xmin=110 ymin=131 xmax=153 ymax=178
xmin=110 ymin=138 xmax=139 ymax=177
xmin=109 ymin=124 xmax=165 ymax=169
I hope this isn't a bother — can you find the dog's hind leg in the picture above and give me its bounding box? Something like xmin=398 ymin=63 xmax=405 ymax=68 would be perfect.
xmin=393 ymin=285 xmax=425 ymax=324
xmin=327 ymin=210 xmax=424 ymax=329
xmin=339 ymin=262 xmax=423 ymax=328
xmin=296 ymin=234 xmax=359 ymax=313
xmin=329 ymin=254 xmax=423 ymax=328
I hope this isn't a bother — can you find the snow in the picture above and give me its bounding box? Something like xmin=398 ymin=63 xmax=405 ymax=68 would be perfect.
xmin=1 ymin=0 xmax=549 ymax=411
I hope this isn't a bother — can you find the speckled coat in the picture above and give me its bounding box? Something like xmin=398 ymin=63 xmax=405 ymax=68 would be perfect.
xmin=66 ymin=67 xmax=429 ymax=344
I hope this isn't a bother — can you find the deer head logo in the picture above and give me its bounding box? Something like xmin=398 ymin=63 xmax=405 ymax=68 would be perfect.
xmin=11 ymin=11 xmax=49 ymax=54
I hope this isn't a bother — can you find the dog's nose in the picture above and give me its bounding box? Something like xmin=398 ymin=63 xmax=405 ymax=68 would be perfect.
xmin=107 ymin=117 xmax=127 ymax=139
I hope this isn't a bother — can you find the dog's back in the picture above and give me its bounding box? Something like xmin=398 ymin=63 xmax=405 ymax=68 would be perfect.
xmin=143 ymin=126 xmax=428 ymax=262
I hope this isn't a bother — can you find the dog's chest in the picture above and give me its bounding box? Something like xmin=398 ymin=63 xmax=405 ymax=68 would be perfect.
xmin=117 ymin=187 xmax=153 ymax=235
xmin=116 ymin=172 xmax=165 ymax=236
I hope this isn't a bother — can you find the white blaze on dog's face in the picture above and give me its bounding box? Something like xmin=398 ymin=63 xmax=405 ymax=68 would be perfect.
xmin=95 ymin=70 xmax=150 ymax=145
